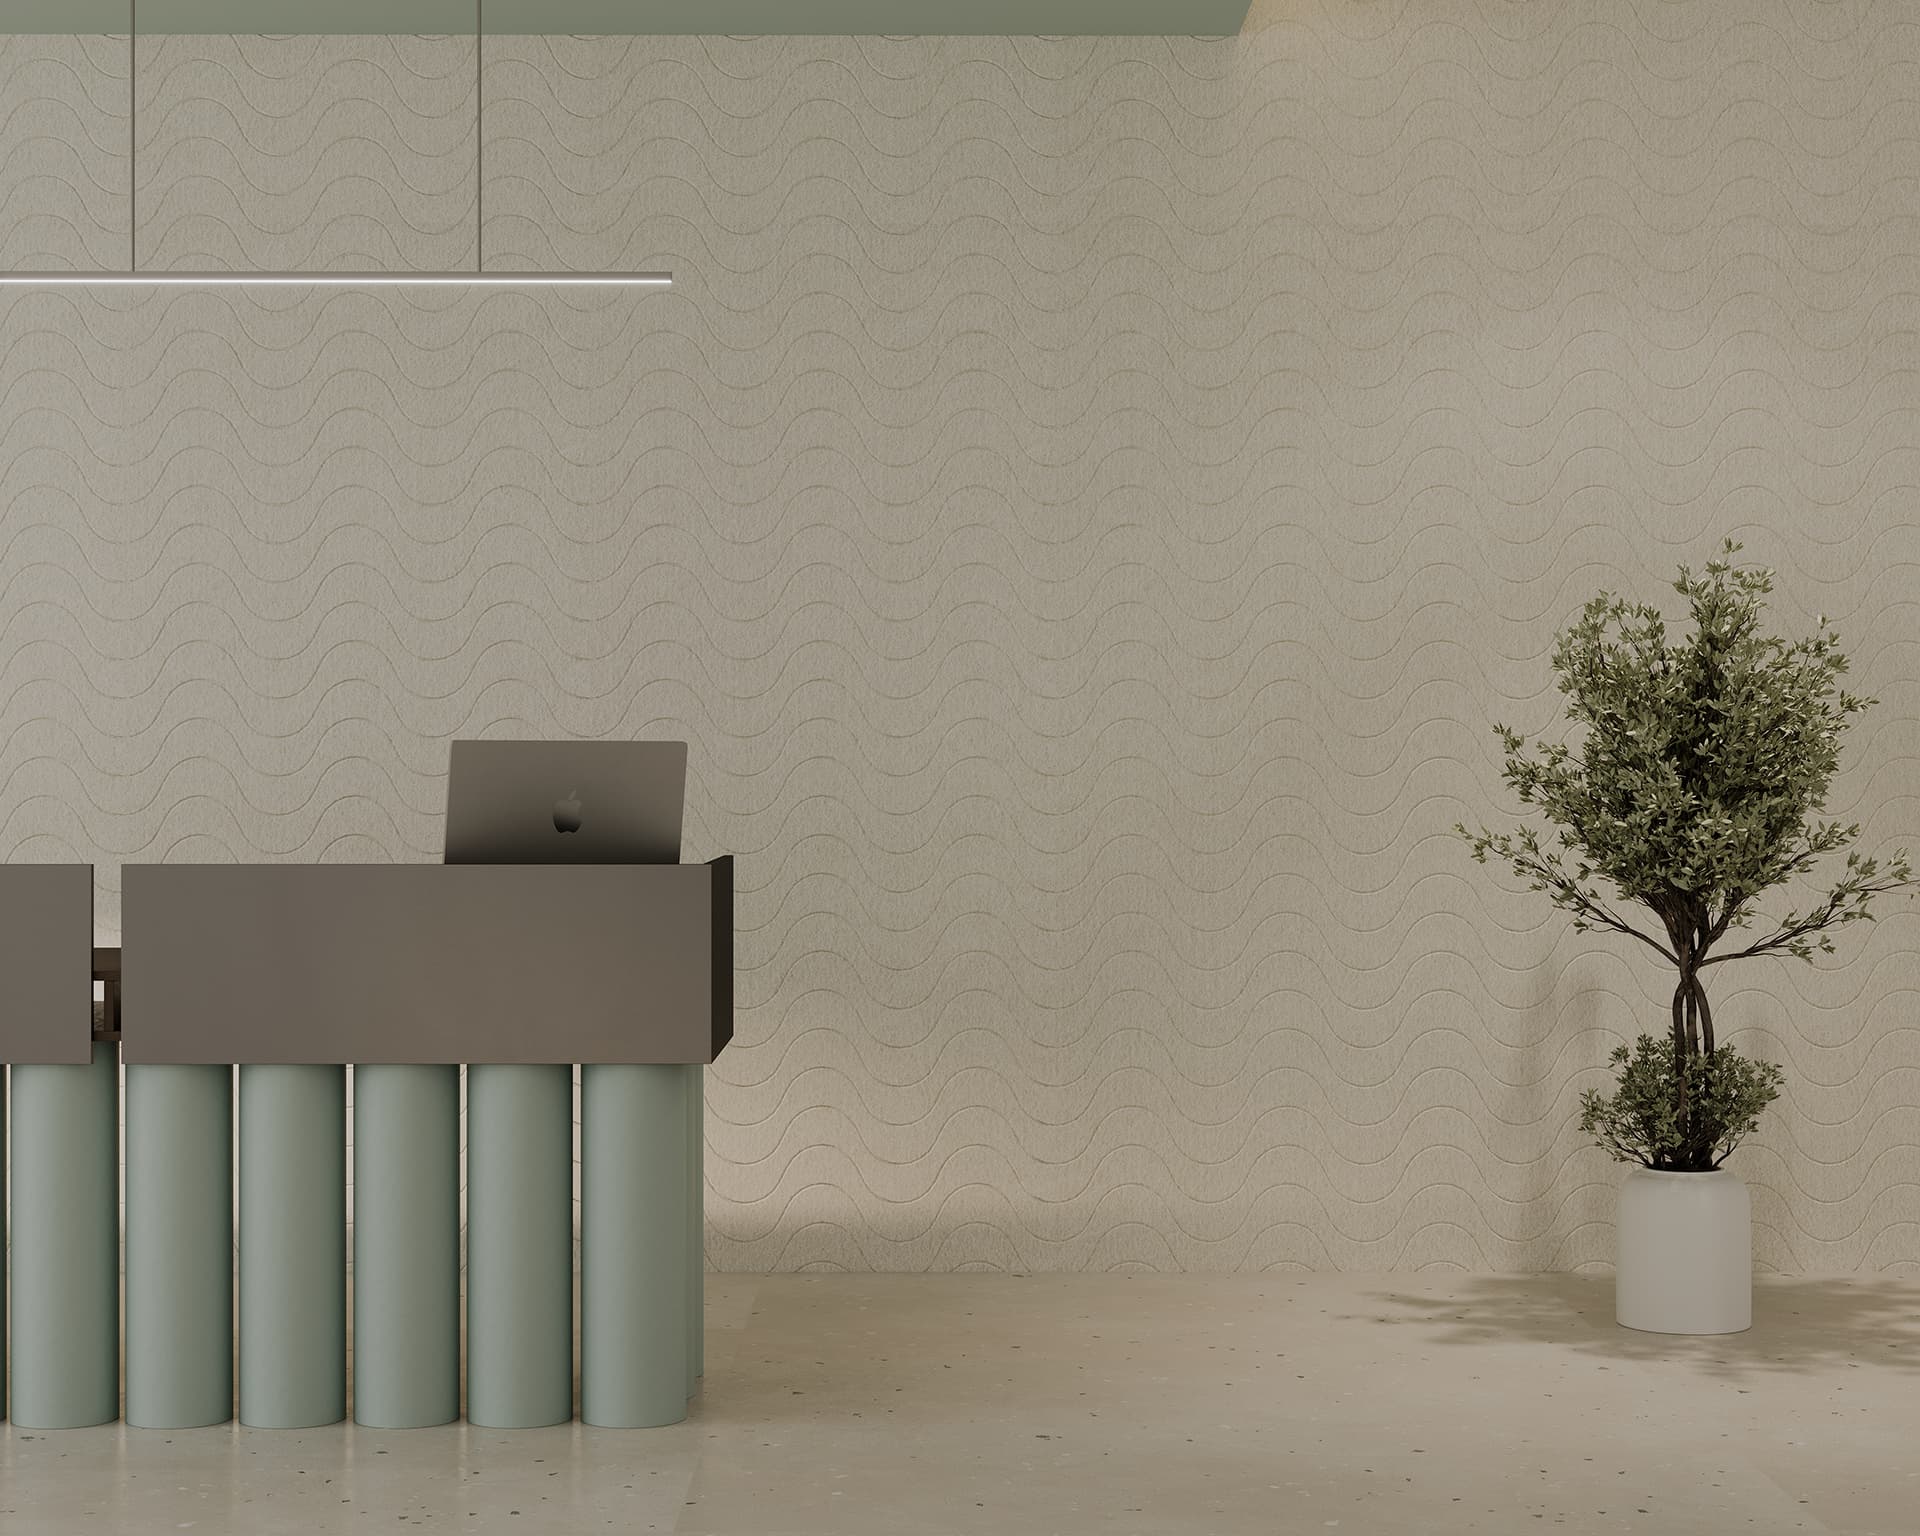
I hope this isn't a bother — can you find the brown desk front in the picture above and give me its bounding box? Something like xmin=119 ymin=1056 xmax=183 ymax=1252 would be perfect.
xmin=0 ymin=864 xmax=94 ymax=1064
xmin=119 ymin=856 xmax=733 ymax=1065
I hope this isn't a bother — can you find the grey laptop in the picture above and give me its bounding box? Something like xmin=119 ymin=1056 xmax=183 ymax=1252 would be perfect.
xmin=443 ymin=740 xmax=688 ymax=864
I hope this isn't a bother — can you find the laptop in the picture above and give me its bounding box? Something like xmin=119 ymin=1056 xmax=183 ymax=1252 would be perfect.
xmin=442 ymin=740 xmax=688 ymax=864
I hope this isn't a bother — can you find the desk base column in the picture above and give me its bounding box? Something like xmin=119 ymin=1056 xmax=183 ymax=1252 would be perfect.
xmin=126 ymin=1064 xmax=234 ymax=1428
xmin=8 ymin=1044 xmax=120 ymax=1428
xmin=689 ymin=1062 xmax=704 ymax=1388
xmin=353 ymin=1064 xmax=459 ymax=1427
xmin=582 ymin=1063 xmax=688 ymax=1427
xmin=240 ymin=1064 xmax=346 ymax=1428
xmin=467 ymin=1064 xmax=574 ymax=1428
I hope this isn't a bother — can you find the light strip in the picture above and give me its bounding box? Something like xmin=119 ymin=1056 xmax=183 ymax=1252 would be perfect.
xmin=0 ymin=272 xmax=673 ymax=287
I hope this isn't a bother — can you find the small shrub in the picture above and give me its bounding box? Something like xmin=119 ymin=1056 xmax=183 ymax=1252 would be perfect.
xmin=1576 ymin=1035 xmax=1786 ymax=1171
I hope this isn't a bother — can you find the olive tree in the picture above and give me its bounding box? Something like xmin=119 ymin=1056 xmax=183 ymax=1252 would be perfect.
xmin=1454 ymin=540 xmax=1916 ymax=1170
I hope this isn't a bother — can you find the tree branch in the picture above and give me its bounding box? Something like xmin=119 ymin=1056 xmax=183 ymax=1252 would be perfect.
xmin=1454 ymin=822 xmax=1679 ymax=964
xmin=1697 ymin=870 xmax=1913 ymax=967
xmin=1584 ymin=903 xmax=1680 ymax=965
xmin=1551 ymin=874 xmax=1679 ymax=962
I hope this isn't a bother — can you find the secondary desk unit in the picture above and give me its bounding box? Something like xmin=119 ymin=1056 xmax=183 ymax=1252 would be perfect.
xmin=0 ymin=858 xmax=732 ymax=1433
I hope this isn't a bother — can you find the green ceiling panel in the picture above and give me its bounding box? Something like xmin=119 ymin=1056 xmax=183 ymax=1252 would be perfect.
xmin=3 ymin=0 xmax=1250 ymax=33
xmin=481 ymin=0 xmax=1252 ymax=32
xmin=4 ymin=1 xmax=128 ymax=29
xmin=135 ymin=0 xmax=474 ymax=29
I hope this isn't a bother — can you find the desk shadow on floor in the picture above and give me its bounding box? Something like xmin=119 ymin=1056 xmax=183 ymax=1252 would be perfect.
xmin=1341 ymin=1272 xmax=1920 ymax=1378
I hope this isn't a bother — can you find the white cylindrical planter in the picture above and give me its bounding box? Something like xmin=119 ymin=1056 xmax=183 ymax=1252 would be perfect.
xmin=1615 ymin=1168 xmax=1751 ymax=1335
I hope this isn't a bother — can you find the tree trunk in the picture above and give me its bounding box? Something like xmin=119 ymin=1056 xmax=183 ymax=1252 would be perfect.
xmin=1690 ymin=973 xmax=1719 ymax=1170
xmin=1680 ymin=937 xmax=1701 ymax=1057
xmin=1683 ymin=981 xmax=1705 ymax=1168
xmin=1670 ymin=977 xmax=1690 ymax=1138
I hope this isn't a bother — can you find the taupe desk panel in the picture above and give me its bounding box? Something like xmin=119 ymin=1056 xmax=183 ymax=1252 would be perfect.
xmin=120 ymin=859 xmax=733 ymax=1065
xmin=0 ymin=863 xmax=93 ymax=1063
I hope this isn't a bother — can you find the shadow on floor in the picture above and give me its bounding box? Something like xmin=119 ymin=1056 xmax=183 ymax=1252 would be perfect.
xmin=1342 ymin=1272 xmax=1920 ymax=1377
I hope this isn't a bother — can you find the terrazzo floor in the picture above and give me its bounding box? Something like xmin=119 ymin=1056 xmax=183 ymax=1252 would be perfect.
xmin=4 ymin=1271 xmax=1919 ymax=1534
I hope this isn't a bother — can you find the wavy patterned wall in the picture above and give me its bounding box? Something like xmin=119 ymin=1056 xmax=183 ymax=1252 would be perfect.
xmin=2 ymin=1 xmax=1918 ymax=1273
xmin=0 ymin=35 xmax=127 ymax=268
xmin=135 ymin=34 xmax=476 ymax=271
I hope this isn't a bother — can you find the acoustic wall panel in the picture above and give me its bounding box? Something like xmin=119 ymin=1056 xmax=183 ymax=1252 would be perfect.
xmin=0 ymin=2 xmax=1917 ymax=1275
xmin=133 ymin=34 xmax=477 ymax=272
xmin=474 ymin=16 xmax=1920 ymax=1276
xmin=0 ymin=35 xmax=128 ymax=270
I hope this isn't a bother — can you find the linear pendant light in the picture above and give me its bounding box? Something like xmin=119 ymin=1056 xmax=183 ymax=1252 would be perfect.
xmin=0 ymin=273 xmax=671 ymax=287
xmin=0 ymin=1 xmax=671 ymax=291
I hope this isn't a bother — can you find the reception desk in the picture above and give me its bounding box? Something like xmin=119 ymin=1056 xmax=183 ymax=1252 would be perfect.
xmin=0 ymin=858 xmax=731 ymax=1433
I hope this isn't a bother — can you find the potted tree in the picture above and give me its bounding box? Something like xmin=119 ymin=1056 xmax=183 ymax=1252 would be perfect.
xmin=1454 ymin=540 xmax=1916 ymax=1334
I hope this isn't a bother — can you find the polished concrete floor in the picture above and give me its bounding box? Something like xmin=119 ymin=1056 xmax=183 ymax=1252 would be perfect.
xmin=3 ymin=1271 xmax=1919 ymax=1535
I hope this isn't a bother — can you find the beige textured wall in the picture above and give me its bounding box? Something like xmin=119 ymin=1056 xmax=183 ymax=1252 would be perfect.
xmin=1 ymin=2 xmax=1917 ymax=1273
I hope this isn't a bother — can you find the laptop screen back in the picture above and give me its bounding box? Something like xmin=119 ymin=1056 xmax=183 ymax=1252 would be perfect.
xmin=443 ymin=740 xmax=688 ymax=864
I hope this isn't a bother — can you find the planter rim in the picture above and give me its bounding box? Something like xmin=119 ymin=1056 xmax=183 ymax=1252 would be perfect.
xmin=1625 ymin=1167 xmax=1739 ymax=1179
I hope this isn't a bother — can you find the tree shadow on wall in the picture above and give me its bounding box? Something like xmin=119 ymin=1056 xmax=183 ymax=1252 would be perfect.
xmin=1336 ymin=1272 xmax=1920 ymax=1379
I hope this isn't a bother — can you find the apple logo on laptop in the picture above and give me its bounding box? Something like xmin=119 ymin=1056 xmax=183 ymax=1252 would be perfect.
xmin=553 ymin=790 xmax=583 ymax=834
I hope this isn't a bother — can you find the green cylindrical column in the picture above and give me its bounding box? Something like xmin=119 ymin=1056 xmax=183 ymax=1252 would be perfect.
xmin=580 ymin=1064 xmax=688 ymax=1428
xmin=467 ymin=1064 xmax=574 ymax=1428
xmin=352 ymin=1064 xmax=460 ymax=1427
xmin=9 ymin=1044 xmax=120 ymax=1428
xmin=239 ymin=1064 xmax=345 ymax=1428
xmin=126 ymin=1064 xmax=234 ymax=1428
xmin=689 ymin=1063 xmax=704 ymax=1387
xmin=1 ymin=1067 xmax=6 ymax=1422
